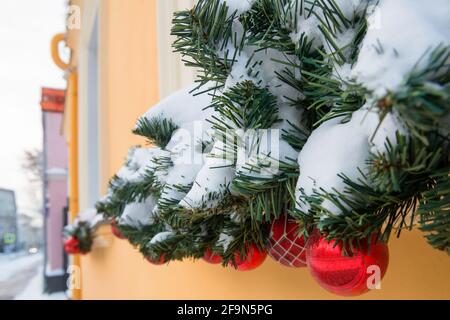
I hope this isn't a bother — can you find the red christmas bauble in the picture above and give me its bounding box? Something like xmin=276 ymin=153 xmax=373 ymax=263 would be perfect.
xmin=230 ymin=244 xmax=267 ymax=271
xmin=203 ymin=248 xmax=222 ymax=264
xmin=64 ymin=236 xmax=81 ymax=254
xmin=268 ymin=215 xmax=307 ymax=268
xmin=111 ymin=219 xmax=126 ymax=240
xmin=146 ymin=254 xmax=167 ymax=265
xmin=306 ymin=231 xmax=389 ymax=296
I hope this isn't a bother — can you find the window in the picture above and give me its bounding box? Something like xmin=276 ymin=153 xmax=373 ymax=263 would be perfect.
xmin=86 ymin=15 xmax=100 ymax=208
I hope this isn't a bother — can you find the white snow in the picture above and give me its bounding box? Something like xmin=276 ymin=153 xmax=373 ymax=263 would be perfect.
xmin=350 ymin=0 xmax=450 ymax=97
xmin=276 ymin=104 xmax=304 ymax=132
xmin=106 ymin=84 xmax=225 ymax=215
xmin=326 ymin=0 xmax=366 ymax=19
xmin=176 ymin=42 xmax=306 ymax=209
xmin=224 ymin=48 xmax=261 ymax=91
xmin=76 ymin=208 xmax=104 ymax=228
xmin=0 ymin=253 xmax=66 ymax=300
xmin=216 ymin=38 xmax=307 ymax=194
xmin=324 ymin=27 xmax=357 ymax=61
xmin=156 ymin=117 xmax=217 ymax=210
xmin=15 ymin=266 xmax=67 ymax=300
xmin=117 ymin=147 xmax=169 ymax=184
xmin=45 ymin=167 xmax=67 ymax=176
xmin=165 ymin=122 xmax=207 ymax=169
xmin=235 ymin=128 xmax=298 ymax=180
xmin=107 ymin=0 xmax=448 ymax=226
xmin=179 ymin=140 xmax=236 ymax=209
xmin=157 ymin=151 xmax=204 ymax=211
xmin=119 ymin=196 xmax=157 ymax=227
xmin=290 ymin=14 xmax=323 ymax=49
xmin=224 ymin=46 xmax=302 ymax=104
xmin=216 ymin=233 xmax=234 ymax=252
xmin=219 ymin=0 xmax=255 ymax=16
xmin=295 ymin=107 xmax=407 ymax=214
xmin=149 ymin=231 xmax=173 ymax=245
xmin=253 ymin=48 xmax=302 ymax=103
xmin=141 ymin=83 xmax=216 ymax=131
xmin=179 ymin=164 xmax=235 ymax=209
xmin=233 ymin=104 xmax=302 ymax=185
xmin=289 ymin=0 xmax=367 ymax=52
xmin=65 ymin=208 xmax=103 ymax=236
xmin=230 ymin=211 xmax=242 ymax=223
xmin=135 ymin=85 xmax=222 ymax=212
xmin=45 ymin=265 xmax=65 ymax=277
xmin=0 ymin=252 xmax=42 ymax=282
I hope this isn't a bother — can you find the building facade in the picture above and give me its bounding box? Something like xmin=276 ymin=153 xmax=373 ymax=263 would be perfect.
xmin=55 ymin=0 xmax=450 ymax=299
xmin=41 ymin=88 xmax=69 ymax=293
xmin=0 ymin=189 xmax=18 ymax=253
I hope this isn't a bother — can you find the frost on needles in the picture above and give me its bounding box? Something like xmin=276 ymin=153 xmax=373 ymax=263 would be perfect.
xmin=95 ymin=0 xmax=450 ymax=264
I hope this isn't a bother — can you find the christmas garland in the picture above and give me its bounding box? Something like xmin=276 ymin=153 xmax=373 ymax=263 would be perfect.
xmin=63 ymin=210 xmax=103 ymax=255
xmin=95 ymin=0 xmax=450 ymax=296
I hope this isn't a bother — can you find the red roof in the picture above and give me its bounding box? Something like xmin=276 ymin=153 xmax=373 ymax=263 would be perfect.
xmin=41 ymin=87 xmax=65 ymax=113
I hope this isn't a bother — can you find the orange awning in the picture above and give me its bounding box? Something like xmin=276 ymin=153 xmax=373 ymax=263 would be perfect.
xmin=40 ymin=87 xmax=65 ymax=113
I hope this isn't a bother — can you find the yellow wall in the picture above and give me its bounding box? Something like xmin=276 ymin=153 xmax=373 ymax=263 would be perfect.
xmin=83 ymin=226 xmax=450 ymax=299
xmin=68 ymin=0 xmax=450 ymax=300
xmin=156 ymin=0 xmax=196 ymax=99
xmin=97 ymin=0 xmax=160 ymax=191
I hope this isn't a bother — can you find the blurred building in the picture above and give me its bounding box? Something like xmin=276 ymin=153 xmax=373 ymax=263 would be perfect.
xmin=16 ymin=210 xmax=43 ymax=251
xmin=40 ymin=87 xmax=69 ymax=293
xmin=52 ymin=0 xmax=450 ymax=300
xmin=0 ymin=188 xmax=18 ymax=253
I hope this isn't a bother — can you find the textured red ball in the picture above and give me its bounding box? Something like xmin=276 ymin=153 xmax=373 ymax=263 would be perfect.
xmin=268 ymin=215 xmax=307 ymax=268
xmin=230 ymin=244 xmax=267 ymax=271
xmin=111 ymin=219 xmax=126 ymax=240
xmin=64 ymin=236 xmax=81 ymax=254
xmin=203 ymin=248 xmax=222 ymax=264
xmin=306 ymin=231 xmax=389 ymax=296
xmin=146 ymin=254 xmax=167 ymax=265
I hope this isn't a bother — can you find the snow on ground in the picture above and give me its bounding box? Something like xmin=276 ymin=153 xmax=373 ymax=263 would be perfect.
xmin=0 ymin=252 xmax=67 ymax=300
xmin=0 ymin=252 xmax=42 ymax=282
xmin=14 ymin=266 xmax=67 ymax=300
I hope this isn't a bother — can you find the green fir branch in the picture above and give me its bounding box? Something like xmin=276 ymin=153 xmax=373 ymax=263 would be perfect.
xmin=133 ymin=116 xmax=179 ymax=148
xmin=209 ymin=81 xmax=279 ymax=130
xmin=379 ymin=45 xmax=450 ymax=145
xmin=418 ymin=168 xmax=450 ymax=254
xmin=171 ymin=0 xmax=241 ymax=89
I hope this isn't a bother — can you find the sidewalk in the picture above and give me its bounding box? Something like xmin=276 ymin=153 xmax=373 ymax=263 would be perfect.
xmin=0 ymin=252 xmax=67 ymax=300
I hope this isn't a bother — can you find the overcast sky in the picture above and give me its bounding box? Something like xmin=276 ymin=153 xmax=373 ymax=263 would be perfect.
xmin=0 ymin=0 xmax=67 ymax=213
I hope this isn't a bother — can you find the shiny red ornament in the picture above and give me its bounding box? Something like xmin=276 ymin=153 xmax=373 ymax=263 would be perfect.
xmin=111 ymin=219 xmax=126 ymax=240
xmin=230 ymin=244 xmax=267 ymax=271
xmin=203 ymin=248 xmax=222 ymax=264
xmin=64 ymin=236 xmax=81 ymax=254
xmin=146 ymin=254 xmax=167 ymax=265
xmin=268 ymin=215 xmax=307 ymax=268
xmin=306 ymin=231 xmax=389 ymax=296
